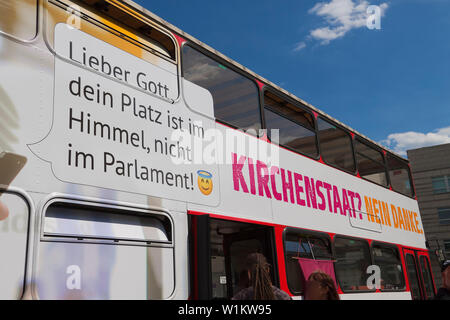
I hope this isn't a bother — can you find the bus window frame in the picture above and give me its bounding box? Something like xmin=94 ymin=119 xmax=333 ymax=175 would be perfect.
xmin=282 ymin=227 xmax=334 ymax=296
xmin=0 ymin=0 xmax=39 ymax=43
xmin=385 ymin=152 xmax=416 ymax=199
xmin=332 ymin=234 xmax=375 ymax=294
xmin=180 ymin=41 xmax=263 ymax=133
xmin=354 ymin=136 xmax=390 ymax=189
xmin=370 ymin=241 xmax=406 ymax=292
xmin=261 ymin=87 xmax=320 ymax=161
xmin=316 ymin=116 xmax=357 ymax=176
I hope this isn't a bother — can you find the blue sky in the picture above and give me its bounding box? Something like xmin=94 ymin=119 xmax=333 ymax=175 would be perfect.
xmin=135 ymin=0 xmax=450 ymax=156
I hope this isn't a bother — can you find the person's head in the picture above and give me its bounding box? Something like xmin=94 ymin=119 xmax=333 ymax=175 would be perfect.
xmin=0 ymin=200 xmax=9 ymax=221
xmin=244 ymin=253 xmax=275 ymax=300
xmin=305 ymin=270 xmax=340 ymax=300
xmin=441 ymin=260 xmax=450 ymax=289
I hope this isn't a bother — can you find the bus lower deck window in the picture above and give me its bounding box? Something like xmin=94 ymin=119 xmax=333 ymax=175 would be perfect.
xmin=284 ymin=230 xmax=333 ymax=295
xmin=43 ymin=202 xmax=172 ymax=244
xmin=334 ymin=237 xmax=372 ymax=292
xmin=372 ymin=243 xmax=405 ymax=291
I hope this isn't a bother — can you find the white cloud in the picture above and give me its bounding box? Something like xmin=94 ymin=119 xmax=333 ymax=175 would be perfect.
xmin=295 ymin=0 xmax=388 ymax=48
xmin=380 ymin=127 xmax=450 ymax=156
xmin=293 ymin=41 xmax=307 ymax=52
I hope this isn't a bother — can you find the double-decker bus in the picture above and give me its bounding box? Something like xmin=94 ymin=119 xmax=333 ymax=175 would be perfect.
xmin=0 ymin=0 xmax=436 ymax=300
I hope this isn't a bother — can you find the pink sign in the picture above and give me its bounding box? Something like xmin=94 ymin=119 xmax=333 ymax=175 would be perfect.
xmin=297 ymin=257 xmax=337 ymax=287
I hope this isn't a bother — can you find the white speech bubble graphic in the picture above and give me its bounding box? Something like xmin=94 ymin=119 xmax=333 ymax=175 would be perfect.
xmin=28 ymin=24 xmax=219 ymax=205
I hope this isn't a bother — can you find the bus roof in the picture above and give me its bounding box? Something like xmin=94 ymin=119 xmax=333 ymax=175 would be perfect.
xmin=114 ymin=0 xmax=408 ymax=162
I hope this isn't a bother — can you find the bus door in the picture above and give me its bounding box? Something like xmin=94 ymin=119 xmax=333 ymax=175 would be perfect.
xmin=417 ymin=251 xmax=436 ymax=299
xmin=403 ymin=249 xmax=423 ymax=300
xmin=403 ymin=248 xmax=435 ymax=300
xmin=223 ymin=227 xmax=277 ymax=299
xmin=190 ymin=214 xmax=277 ymax=300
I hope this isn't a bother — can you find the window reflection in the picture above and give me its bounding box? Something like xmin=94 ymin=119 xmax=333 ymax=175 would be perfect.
xmin=355 ymin=139 xmax=388 ymax=187
xmin=334 ymin=237 xmax=372 ymax=292
xmin=182 ymin=45 xmax=261 ymax=131
xmin=264 ymin=91 xmax=318 ymax=157
xmin=372 ymin=244 xmax=405 ymax=290
xmin=317 ymin=118 xmax=355 ymax=172
xmin=386 ymin=154 xmax=413 ymax=197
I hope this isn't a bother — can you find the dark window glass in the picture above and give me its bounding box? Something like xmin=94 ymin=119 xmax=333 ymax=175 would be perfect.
xmin=264 ymin=91 xmax=318 ymax=157
xmin=209 ymin=219 xmax=275 ymax=299
xmin=317 ymin=118 xmax=355 ymax=172
xmin=284 ymin=232 xmax=332 ymax=294
xmin=419 ymin=256 xmax=435 ymax=299
xmin=355 ymin=140 xmax=388 ymax=187
xmin=405 ymin=254 xmax=421 ymax=300
xmin=334 ymin=237 xmax=372 ymax=292
xmin=432 ymin=176 xmax=450 ymax=194
xmin=444 ymin=240 xmax=450 ymax=258
xmin=386 ymin=154 xmax=413 ymax=197
xmin=437 ymin=207 xmax=450 ymax=225
xmin=182 ymin=45 xmax=261 ymax=131
xmin=372 ymin=244 xmax=405 ymax=290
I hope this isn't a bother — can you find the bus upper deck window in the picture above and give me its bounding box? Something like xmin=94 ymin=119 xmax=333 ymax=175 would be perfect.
xmin=386 ymin=153 xmax=413 ymax=197
xmin=45 ymin=0 xmax=176 ymax=63
xmin=317 ymin=117 xmax=355 ymax=173
xmin=264 ymin=91 xmax=318 ymax=158
xmin=182 ymin=45 xmax=261 ymax=132
xmin=0 ymin=0 xmax=38 ymax=41
xmin=355 ymin=139 xmax=388 ymax=187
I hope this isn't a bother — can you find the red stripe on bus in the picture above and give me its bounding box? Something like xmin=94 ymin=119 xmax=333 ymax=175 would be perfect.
xmin=255 ymin=79 xmax=265 ymax=90
xmin=275 ymin=225 xmax=290 ymax=295
xmin=173 ymin=33 xmax=186 ymax=47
